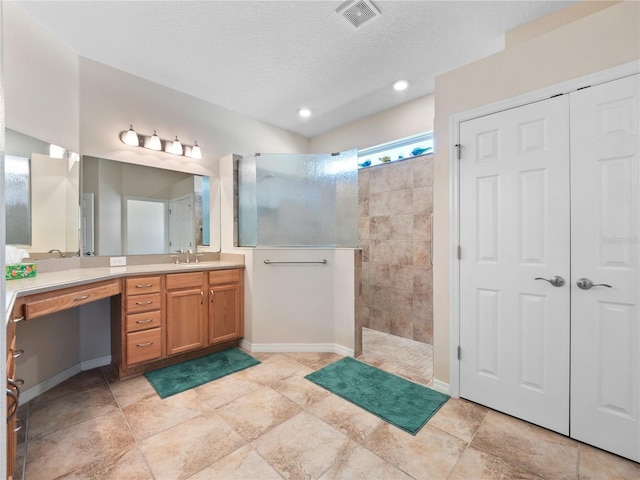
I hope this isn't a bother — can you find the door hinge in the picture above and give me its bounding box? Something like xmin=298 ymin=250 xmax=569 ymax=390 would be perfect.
xmin=457 ymin=346 xmax=461 ymax=360
xmin=457 ymin=245 xmax=462 ymax=259
xmin=455 ymin=143 xmax=461 ymax=160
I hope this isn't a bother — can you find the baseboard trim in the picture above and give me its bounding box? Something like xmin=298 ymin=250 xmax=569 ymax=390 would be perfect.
xmin=432 ymin=378 xmax=450 ymax=396
xmin=21 ymin=356 xmax=112 ymax=404
xmin=81 ymin=355 xmax=112 ymax=371
xmin=240 ymin=340 xmax=354 ymax=357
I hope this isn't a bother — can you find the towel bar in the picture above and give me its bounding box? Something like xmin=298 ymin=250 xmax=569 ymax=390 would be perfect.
xmin=264 ymin=259 xmax=327 ymax=265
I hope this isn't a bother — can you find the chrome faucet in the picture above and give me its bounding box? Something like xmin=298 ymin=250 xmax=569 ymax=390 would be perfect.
xmin=48 ymin=249 xmax=64 ymax=258
xmin=186 ymin=249 xmax=193 ymax=263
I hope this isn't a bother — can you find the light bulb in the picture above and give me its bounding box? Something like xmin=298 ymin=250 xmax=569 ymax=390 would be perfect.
xmin=148 ymin=130 xmax=162 ymax=150
xmin=171 ymin=136 xmax=183 ymax=155
xmin=124 ymin=124 xmax=139 ymax=146
xmin=298 ymin=108 xmax=312 ymax=118
xmin=191 ymin=141 xmax=202 ymax=159
xmin=392 ymin=80 xmax=409 ymax=91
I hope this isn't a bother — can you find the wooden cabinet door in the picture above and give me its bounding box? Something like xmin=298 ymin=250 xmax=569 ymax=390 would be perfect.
xmin=166 ymin=287 xmax=206 ymax=355
xmin=208 ymin=283 xmax=242 ymax=344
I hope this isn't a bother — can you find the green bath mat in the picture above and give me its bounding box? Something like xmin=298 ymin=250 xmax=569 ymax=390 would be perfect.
xmin=144 ymin=348 xmax=260 ymax=399
xmin=305 ymin=357 xmax=448 ymax=435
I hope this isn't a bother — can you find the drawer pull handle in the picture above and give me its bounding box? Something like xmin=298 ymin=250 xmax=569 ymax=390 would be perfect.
xmin=8 ymin=379 xmax=24 ymax=390
xmin=6 ymin=389 xmax=18 ymax=422
xmin=13 ymin=349 xmax=24 ymax=359
xmin=136 ymin=341 xmax=154 ymax=348
xmin=135 ymin=300 xmax=153 ymax=306
xmin=15 ymin=418 xmax=25 ymax=432
xmin=13 ymin=316 xmax=24 ymax=324
xmin=201 ymin=291 xmax=204 ymax=304
xmin=136 ymin=284 xmax=153 ymax=288
xmin=74 ymin=295 xmax=91 ymax=301
xmin=135 ymin=318 xmax=154 ymax=324
xmin=210 ymin=289 xmax=214 ymax=303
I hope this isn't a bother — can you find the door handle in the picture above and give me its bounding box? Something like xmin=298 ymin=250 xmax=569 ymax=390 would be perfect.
xmin=576 ymin=278 xmax=612 ymax=290
xmin=534 ymin=276 xmax=565 ymax=287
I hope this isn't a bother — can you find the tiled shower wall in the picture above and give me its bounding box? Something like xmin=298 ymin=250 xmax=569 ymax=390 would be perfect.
xmin=357 ymin=154 xmax=434 ymax=346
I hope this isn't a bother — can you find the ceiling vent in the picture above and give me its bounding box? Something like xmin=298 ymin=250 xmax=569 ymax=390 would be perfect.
xmin=337 ymin=0 xmax=381 ymax=29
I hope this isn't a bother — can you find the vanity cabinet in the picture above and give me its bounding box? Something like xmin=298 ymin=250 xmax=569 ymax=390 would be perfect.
xmin=123 ymin=276 xmax=163 ymax=366
xmin=208 ymin=269 xmax=243 ymax=345
xmin=166 ymin=272 xmax=207 ymax=356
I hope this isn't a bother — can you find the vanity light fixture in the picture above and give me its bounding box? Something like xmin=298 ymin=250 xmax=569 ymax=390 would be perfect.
xmin=190 ymin=141 xmax=202 ymax=159
xmin=119 ymin=127 xmax=202 ymax=158
xmin=148 ymin=130 xmax=162 ymax=151
xmin=392 ymin=79 xmax=409 ymax=91
xmin=170 ymin=136 xmax=183 ymax=155
xmin=123 ymin=125 xmax=140 ymax=146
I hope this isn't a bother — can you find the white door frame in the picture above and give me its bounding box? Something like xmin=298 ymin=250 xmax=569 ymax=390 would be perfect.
xmin=449 ymin=60 xmax=640 ymax=398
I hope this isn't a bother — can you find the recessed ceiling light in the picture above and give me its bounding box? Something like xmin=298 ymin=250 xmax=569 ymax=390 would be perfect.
xmin=393 ymin=80 xmax=409 ymax=91
xmin=299 ymin=108 xmax=312 ymax=118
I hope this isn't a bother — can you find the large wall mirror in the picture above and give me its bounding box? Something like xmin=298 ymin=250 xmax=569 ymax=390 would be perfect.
xmin=82 ymin=156 xmax=216 ymax=256
xmin=5 ymin=128 xmax=80 ymax=257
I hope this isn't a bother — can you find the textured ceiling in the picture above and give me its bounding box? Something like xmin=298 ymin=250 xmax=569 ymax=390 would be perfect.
xmin=11 ymin=0 xmax=577 ymax=138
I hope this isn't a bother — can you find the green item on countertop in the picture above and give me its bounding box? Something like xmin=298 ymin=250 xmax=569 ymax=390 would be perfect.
xmin=5 ymin=263 xmax=37 ymax=280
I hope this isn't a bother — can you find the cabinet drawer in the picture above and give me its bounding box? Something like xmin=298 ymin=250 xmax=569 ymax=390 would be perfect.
xmin=126 ymin=293 xmax=161 ymax=313
xmin=126 ymin=276 xmax=161 ymax=295
xmin=126 ymin=310 xmax=161 ymax=333
xmin=166 ymin=272 xmax=205 ymax=290
xmin=209 ymin=268 xmax=241 ymax=285
xmin=24 ymin=280 xmax=121 ymax=320
xmin=126 ymin=328 xmax=162 ymax=365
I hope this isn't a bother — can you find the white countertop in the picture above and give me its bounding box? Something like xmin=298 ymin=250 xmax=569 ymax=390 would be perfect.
xmin=5 ymin=260 xmax=244 ymax=324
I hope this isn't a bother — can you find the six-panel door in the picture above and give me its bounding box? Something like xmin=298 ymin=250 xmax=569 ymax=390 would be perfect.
xmin=570 ymin=74 xmax=639 ymax=461
xmin=459 ymin=95 xmax=572 ymax=434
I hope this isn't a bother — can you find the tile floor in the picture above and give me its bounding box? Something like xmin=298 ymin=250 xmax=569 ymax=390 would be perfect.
xmin=13 ymin=332 xmax=640 ymax=480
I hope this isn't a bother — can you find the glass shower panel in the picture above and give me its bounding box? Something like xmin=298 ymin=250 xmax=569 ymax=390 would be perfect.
xmin=238 ymin=150 xmax=357 ymax=247
xmin=238 ymin=157 xmax=258 ymax=246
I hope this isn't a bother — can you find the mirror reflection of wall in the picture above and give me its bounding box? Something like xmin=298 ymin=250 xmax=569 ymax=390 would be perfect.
xmin=4 ymin=129 xmax=80 ymax=257
xmin=82 ymin=156 xmax=211 ymax=256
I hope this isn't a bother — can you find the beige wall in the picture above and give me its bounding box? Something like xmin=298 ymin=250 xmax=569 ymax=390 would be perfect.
xmin=432 ymin=0 xmax=640 ymax=385
xmin=79 ymin=58 xmax=309 ymax=179
xmin=4 ymin=4 xmax=79 ymax=152
xmin=310 ymin=95 xmax=434 ymax=153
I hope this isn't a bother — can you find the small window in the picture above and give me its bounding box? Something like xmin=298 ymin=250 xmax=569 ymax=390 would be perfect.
xmin=358 ymin=131 xmax=433 ymax=168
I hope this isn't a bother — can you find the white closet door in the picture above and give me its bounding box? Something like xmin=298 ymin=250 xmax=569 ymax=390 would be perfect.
xmin=459 ymin=96 xmax=571 ymax=434
xmin=570 ymin=74 xmax=640 ymax=462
